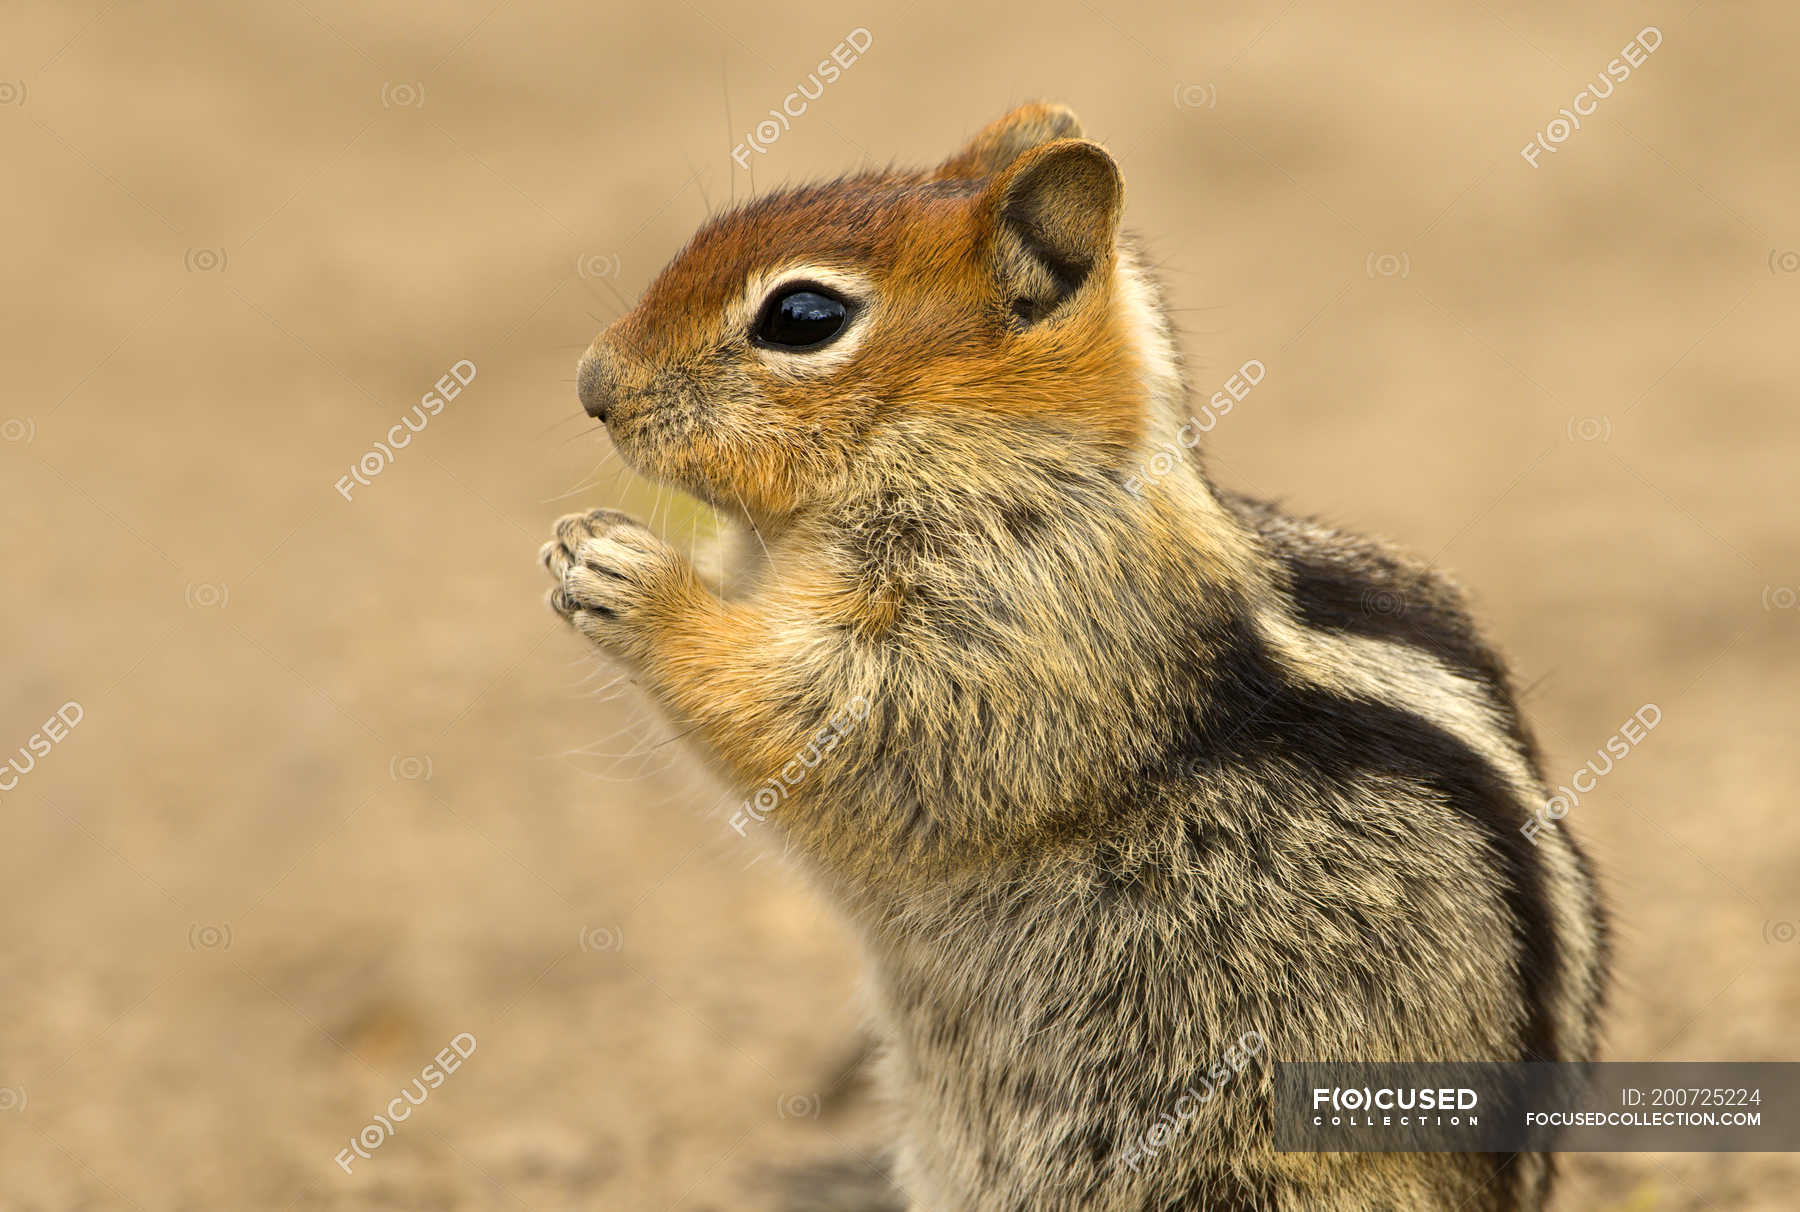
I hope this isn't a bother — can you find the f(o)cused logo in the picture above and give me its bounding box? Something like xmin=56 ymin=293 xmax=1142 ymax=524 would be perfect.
xmin=579 ymin=925 xmax=623 ymax=953
xmin=1763 ymin=920 xmax=1798 ymax=945
xmin=390 ymin=755 xmax=433 ymax=781
xmin=1762 ymin=586 xmax=1798 ymax=611
xmin=189 ymin=923 xmax=232 ymax=951
xmin=1360 ymin=588 xmax=1407 ymax=618
xmin=577 ymin=253 xmax=622 ymax=280
xmin=1174 ymin=83 xmax=1217 ymax=110
xmin=185 ymin=582 xmax=229 ymax=608
xmin=776 ymin=1092 xmax=821 ymax=1119
xmin=0 ymin=1087 xmax=24 ymax=1111
xmin=381 ymin=82 xmax=424 ymax=109
xmin=185 ymin=248 xmax=227 ymax=273
xmin=1366 ymin=252 xmax=1410 ymax=279
xmin=1 ymin=417 xmax=35 ymax=444
xmin=1180 ymin=753 xmax=1214 ymax=780
xmin=1567 ymin=416 xmax=1612 ymax=442
xmin=0 ymin=81 xmax=25 ymax=106
xmin=1770 ymin=250 xmax=1799 ymax=275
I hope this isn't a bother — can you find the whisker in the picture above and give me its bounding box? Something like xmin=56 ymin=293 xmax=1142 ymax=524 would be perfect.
xmin=535 ymin=412 xmax=591 ymax=438
xmin=683 ymin=145 xmax=713 ymax=216
xmin=722 ymin=53 xmax=734 ymax=207
xmin=540 ymin=452 xmax=620 ymax=502
xmin=729 ymin=481 xmax=776 ymax=574
xmin=650 ymin=480 xmax=673 ymax=536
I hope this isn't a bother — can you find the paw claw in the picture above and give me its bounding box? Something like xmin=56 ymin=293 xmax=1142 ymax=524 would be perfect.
xmin=540 ymin=510 xmax=690 ymax=648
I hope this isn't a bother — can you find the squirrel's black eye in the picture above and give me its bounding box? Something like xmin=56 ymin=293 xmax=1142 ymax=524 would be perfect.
xmin=753 ymin=286 xmax=851 ymax=351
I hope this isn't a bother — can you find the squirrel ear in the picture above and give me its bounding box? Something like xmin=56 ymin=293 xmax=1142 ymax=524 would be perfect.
xmin=933 ymin=102 xmax=1083 ymax=180
xmin=984 ymin=138 xmax=1123 ymax=324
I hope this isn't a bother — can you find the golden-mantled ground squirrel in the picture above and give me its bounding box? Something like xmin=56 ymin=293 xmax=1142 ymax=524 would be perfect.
xmin=542 ymin=102 xmax=1608 ymax=1212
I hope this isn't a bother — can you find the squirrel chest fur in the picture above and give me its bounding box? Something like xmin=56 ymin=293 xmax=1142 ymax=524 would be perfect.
xmin=542 ymin=102 xmax=1608 ymax=1212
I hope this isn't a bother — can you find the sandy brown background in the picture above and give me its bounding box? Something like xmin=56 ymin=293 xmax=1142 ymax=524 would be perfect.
xmin=2 ymin=0 xmax=1797 ymax=1207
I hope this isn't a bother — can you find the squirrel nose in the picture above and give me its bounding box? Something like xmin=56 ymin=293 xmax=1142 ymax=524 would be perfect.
xmin=577 ymin=350 xmax=616 ymax=422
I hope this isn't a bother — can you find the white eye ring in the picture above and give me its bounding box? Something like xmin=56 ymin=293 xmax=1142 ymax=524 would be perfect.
xmin=741 ymin=265 xmax=874 ymax=373
xmin=751 ymin=283 xmax=856 ymax=351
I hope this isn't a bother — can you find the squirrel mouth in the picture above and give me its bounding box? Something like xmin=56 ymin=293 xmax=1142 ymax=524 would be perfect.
xmin=598 ymin=391 xmax=658 ymax=436
xmin=597 ymin=400 xmax=676 ymax=468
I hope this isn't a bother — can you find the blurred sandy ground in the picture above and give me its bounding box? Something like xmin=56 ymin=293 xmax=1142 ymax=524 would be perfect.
xmin=1 ymin=0 xmax=1797 ymax=1207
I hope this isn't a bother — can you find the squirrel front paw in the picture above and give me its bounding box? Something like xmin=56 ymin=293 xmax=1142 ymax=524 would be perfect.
xmin=542 ymin=509 xmax=696 ymax=655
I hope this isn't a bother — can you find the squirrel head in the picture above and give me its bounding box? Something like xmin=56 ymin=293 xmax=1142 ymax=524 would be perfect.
xmin=581 ymin=103 xmax=1155 ymax=523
